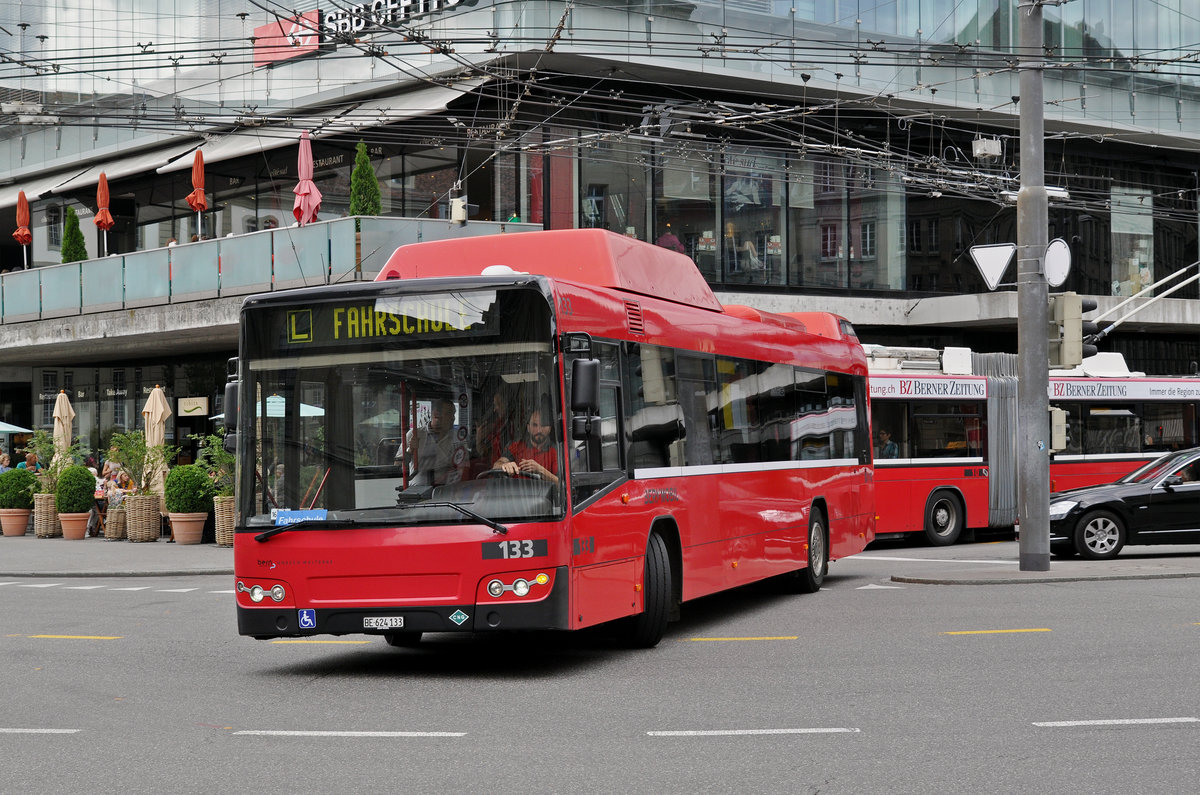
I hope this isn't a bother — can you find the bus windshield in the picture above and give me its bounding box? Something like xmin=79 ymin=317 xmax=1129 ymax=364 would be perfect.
xmin=240 ymin=284 xmax=564 ymax=528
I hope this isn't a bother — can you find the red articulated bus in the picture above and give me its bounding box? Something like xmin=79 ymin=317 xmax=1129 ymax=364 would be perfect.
xmin=229 ymin=229 xmax=875 ymax=648
xmin=867 ymin=344 xmax=1200 ymax=544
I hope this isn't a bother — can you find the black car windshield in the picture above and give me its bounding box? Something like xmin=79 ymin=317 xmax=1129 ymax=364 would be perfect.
xmin=1122 ymin=449 xmax=1200 ymax=484
xmin=239 ymin=285 xmax=565 ymax=528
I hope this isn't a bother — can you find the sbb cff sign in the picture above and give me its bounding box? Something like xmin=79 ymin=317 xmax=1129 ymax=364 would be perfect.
xmin=324 ymin=0 xmax=465 ymax=35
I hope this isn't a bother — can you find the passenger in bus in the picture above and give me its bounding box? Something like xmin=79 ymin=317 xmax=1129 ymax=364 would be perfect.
xmin=474 ymin=386 xmax=517 ymax=465
xmin=410 ymin=397 xmax=466 ymax=487
xmin=877 ymin=429 xmax=898 ymax=458
xmin=493 ymin=403 xmax=559 ymax=485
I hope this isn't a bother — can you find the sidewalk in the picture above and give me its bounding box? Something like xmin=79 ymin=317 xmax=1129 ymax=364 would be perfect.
xmin=855 ymin=540 xmax=1200 ymax=585
xmin=0 ymin=534 xmax=233 ymax=577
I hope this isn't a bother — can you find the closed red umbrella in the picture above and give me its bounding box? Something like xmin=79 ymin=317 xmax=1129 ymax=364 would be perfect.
xmin=95 ymin=172 xmax=115 ymax=256
xmin=292 ymin=130 xmax=322 ymax=226
xmin=12 ymin=190 xmax=31 ymax=268
xmin=185 ymin=150 xmax=207 ymax=237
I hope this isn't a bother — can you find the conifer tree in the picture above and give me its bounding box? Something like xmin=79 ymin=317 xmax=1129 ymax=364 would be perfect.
xmin=348 ymin=140 xmax=381 ymax=217
xmin=61 ymin=206 xmax=88 ymax=263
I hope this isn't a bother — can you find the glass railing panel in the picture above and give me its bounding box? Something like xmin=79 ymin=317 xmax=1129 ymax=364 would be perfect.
xmin=170 ymin=239 xmax=220 ymax=302
xmin=218 ymin=229 xmax=274 ymax=295
xmin=81 ymin=255 xmax=125 ymax=312
xmin=2 ymin=268 xmax=44 ymax=322
xmin=40 ymin=262 xmax=82 ymax=319
xmin=272 ymin=224 xmax=330 ymax=289
xmin=123 ymin=248 xmax=172 ymax=308
xmin=327 ymin=217 xmax=360 ymax=283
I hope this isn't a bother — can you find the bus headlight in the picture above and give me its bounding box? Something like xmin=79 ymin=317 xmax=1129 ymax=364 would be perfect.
xmin=512 ymin=579 xmax=530 ymax=597
xmin=249 ymin=585 xmax=265 ymax=603
xmin=270 ymin=584 xmax=286 ymax=602
xmin=487 ymin=579 xmax=505 ymax=597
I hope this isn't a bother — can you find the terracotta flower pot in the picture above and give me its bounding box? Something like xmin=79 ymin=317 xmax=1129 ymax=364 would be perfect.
xmin=168 ymin=512 xmax=208 ymax=545
xmin=59 ymin=512 xmax=91 ymax=540
xmin=0 ymin=508 xmax=31 ymax=537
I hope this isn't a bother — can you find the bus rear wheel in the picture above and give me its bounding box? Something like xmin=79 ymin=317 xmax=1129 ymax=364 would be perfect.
xmin=625 ymin=532 xmax=671 ymax=648
xmin=924 ymin=490 xmax=963 ymax=546
xmin=792 ymin=508 xmax=828 ymax=594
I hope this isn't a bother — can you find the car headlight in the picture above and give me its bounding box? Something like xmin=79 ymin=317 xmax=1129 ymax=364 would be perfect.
xmin=1048 ymin=500 xmax=1078 ymax=519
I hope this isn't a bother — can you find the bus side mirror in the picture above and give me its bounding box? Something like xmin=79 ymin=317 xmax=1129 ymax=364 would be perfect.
xmin=223 ymin=381 xmax=239 ymax=454
xmin=571 ymin=358 xmax=599 ymax=413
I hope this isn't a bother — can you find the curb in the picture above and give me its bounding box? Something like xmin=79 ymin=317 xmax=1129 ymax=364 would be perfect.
xmin=891 ymin=571 xmax=1200 ymax=586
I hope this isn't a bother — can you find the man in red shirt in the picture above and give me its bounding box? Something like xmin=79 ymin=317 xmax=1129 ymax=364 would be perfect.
xmin=493 ymin=406 xmax=559 ymax=484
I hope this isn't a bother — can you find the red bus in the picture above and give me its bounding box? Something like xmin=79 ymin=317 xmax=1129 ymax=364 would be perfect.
xmin=867 ymin=345 xmax=1200 ymax=544
xmin=228 ymin=229 xmax=874 ymax=647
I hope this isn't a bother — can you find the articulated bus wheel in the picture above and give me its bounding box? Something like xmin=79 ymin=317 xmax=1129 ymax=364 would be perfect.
xmin=924 ymin=490 xmax=963 ymax=546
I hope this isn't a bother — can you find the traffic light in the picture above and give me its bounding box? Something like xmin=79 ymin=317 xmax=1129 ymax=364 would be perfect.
xmin=1048 ymin=292 xmax=1099 ymax=369
xmin=1049 ymin=406 xmax=1069 ymax=453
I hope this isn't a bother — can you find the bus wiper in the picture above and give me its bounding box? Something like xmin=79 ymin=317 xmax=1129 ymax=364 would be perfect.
xmin=399 ymin=501 xmax=508 ymax=535
xmin=254 ymin=518 xmax=361 ymax=543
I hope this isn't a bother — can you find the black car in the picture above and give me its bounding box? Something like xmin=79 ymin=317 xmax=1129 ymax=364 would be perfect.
xmin=1049 ymin=447 xmax=1200 ymax=559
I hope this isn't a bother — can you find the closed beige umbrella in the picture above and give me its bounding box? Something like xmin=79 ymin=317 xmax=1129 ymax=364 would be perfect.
xmin=52 ymin=390 xmax=75 ymax=465
xmin=142 ymin=386 xmax=173 ymax=495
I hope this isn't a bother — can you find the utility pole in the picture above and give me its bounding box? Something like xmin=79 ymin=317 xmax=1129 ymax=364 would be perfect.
xmin=1016 ymin=0 xmax=1050 ymax=571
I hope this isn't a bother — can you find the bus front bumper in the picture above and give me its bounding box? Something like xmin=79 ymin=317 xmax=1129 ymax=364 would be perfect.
xmin=237 ymin=565 xmax=570 ymax=639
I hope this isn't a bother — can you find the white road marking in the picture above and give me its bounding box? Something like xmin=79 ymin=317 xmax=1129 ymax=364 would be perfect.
xmin=156 ymin=588 xmax=198 ymax=593
xmin=109 ymin=587 xmax=151 ymax=591
xmin=209 ymin=590 xmax=235 ymax=594
xmin=857 ymin=583 xmax=904 ymax=590
xmin=18 ymin=583 xmax=62 ymax=588
xmin=0 ymin=728 xmax=80 ymax=734
xmin=0 ymin=582 xmax=20 ymax=586
xmin=1034 ymin=717 xmax=1199 ymax=728
xmin=648 ymin=728 xmax=861 ymax=737
xmin=63 ymin=585 xmax=107 ymax=590
xmin=855 ymin=555 xmax=1020 ymax=565
xmin=233 ymin=730 xmax=466 ymax=737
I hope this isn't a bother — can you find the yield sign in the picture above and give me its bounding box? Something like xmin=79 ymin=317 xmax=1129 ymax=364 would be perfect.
xmin=969 ymin=243 xmax=1017 ymax=291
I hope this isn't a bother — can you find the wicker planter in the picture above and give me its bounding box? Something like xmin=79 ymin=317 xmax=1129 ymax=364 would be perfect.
xmin=168 ymin=512 xmax=207 ymax=545
xmin=33 ymin=493 xmax=61 ymax=538
xmin=125 ymin=494 xmax=162 ymax=543
xmin=0 ymin=508 xmax=30 ymax=537
xmin=214 ymin=495 xmax=235 ymax=547
xmin=103 ymin=506 xmax=127 ymax=540
xmin=59 ymin=512 xmax=90 ymax=540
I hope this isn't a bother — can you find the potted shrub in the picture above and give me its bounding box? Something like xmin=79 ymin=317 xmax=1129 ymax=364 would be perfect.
xmin=0 ymin=467 xmax=38 ymax=536
xmin=164 ymin=464 xmax=215 ymax=545
xmin=28 ymin=429 xmax=82 ymax=538
xmin=55 ymin=464 xmax=96 ymax=540
xmin=193 ymin=430 xmax=236 ymax=546
xmin=108 ymin=430 xmax=177 ymax=542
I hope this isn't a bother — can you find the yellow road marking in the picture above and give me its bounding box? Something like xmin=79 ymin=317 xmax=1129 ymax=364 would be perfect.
xmin=28 ymin=635 xmax=123 ymax=640
xmin=683 ymin=636 xmax=799 ymax=642
xmin=936 ymin=634 xmax=1051 ymax=638
xmin=271 ymin=639 xmax=372 ymax=645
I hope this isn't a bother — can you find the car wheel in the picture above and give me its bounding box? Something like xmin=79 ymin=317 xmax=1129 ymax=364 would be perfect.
xmin=1073 ymin=509 xmax=1126 ymax=560
xmin=924 ymin=490 xmax=963 ymax=546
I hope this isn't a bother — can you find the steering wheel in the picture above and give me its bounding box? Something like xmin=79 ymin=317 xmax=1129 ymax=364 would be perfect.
xmin=476 ymin=467 xmax=544 ymax=481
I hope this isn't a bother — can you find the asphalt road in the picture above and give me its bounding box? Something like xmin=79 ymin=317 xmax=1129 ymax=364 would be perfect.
xmin=3 ymin=542 xmax=1198 ymax=793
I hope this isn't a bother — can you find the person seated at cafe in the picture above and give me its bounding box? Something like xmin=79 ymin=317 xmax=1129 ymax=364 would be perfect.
xmin=0 ymin=453 xmax=10 ymax=473
xmin=103 ymin=462 xmax=134 ymax=507
xmin=16 ymin=452 xmax=41 ymax=471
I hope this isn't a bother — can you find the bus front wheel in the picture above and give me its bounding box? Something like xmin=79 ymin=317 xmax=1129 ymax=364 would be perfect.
xmin=924 ymin=491 xmax=963 ymax=546
xmin=625 ymin=533 xmax=671 ymax=648
xmin=793 ymin=508 xmax=828 ymax=593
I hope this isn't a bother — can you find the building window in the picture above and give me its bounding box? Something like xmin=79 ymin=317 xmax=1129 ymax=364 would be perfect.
xmin=41 ymin=371 xmax=58 ymax=427
xmin=908 ymin=220 xmax=922 ymax=253
xmin=46 ymin=205 xmax=62 ymax=248
xmin=818 ymin=161 xmax=837 ymax=194
xmin=821 ymin=223 xmax=838 ymax=258
xmin=927 ymin=218 xmax=940 ymax=254
xmin=861 ymin=221 xmax=876 ymax=258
